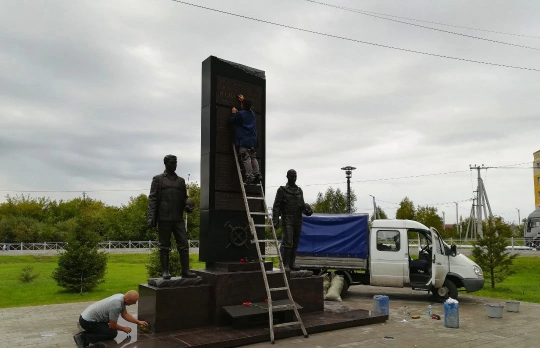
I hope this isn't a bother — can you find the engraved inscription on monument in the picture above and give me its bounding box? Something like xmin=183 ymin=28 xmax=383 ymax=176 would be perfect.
xmin=216 ymin=76 xmax=262 ymax=112
xmin=215 ymin=106 xmax=235 ymax=155
xmin=215 ymin=154 xmax=238 ymax=192
xmin=215 ymin=192 xmax=263 ymax=211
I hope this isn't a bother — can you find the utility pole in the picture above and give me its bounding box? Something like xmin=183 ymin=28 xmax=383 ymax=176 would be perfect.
xmin=454 ymin=202 xmax=459 ymax=242
xmin=341 ymin=166 xmax=356 ymax=214
xmin=467 ymin=164 xmax=494 ymax=238
xmin=370 ymin=195 xmax=378 ymax=219
xmin=442 ymin=211 xmax=446 ymax=232
xmin=82 ymin=191 xmax=86 ymax=207
xmin=516 ymin=208 xmax=521 ymax=226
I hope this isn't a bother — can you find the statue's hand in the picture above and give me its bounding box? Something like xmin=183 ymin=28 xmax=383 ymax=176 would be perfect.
xmin=303 ymin=203 xmax=313 ymax=216
xmin=147 ymin=219 xmax=155 ymax=228
xmin=185 ymin=198 xmax=195 ymax=213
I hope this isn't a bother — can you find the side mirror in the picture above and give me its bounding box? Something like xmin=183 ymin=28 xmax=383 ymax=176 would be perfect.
xmin=450 ymin=244 xmax=457 ymax=256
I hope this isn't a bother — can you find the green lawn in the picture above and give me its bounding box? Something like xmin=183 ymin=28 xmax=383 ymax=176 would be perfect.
xmin=470 ymin=257 xmax=540 ymax=303
xmin=1 ymin=254 xmax=539 ymax=308
xmin=0 ymin=253 xmax=204 ymax=309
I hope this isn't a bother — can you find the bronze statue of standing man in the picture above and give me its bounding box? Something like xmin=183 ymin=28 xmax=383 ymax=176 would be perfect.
xmin=147 ymin=155 xmax=196 ymax=279
xmin=272 ymin=169 xmax=313 ymax=270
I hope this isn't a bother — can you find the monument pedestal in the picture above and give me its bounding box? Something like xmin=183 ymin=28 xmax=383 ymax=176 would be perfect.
xmin=138 ymin=283 xmax=212 ymax=333
xmin=138 ymin=264 xmax=323 ymax=332
xmin=194 ymin=267 xmax=323 ymax=326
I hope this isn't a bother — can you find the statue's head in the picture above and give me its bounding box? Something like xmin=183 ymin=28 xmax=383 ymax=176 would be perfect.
xmin=164 ymin=154 xmax=177 ymax=173
xmin=286 ymin=169 xmax=297 ymax=185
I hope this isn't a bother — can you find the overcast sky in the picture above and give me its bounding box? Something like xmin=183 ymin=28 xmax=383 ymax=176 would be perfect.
xmin=1 ymin=0 xmax=539 ymax=226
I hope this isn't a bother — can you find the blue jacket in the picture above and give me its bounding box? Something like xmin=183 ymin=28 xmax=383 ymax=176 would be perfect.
xmin=229 ymin=109 xmax=258 ymax=148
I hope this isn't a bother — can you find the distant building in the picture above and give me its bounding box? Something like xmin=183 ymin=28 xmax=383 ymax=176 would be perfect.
xmin=534 ymin=150 xmax=540 ymax=209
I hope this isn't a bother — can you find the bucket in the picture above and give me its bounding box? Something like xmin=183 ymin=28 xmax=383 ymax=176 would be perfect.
xmin=486 ymin=303 xmax=504 ymax=318
xmin=373 ymin=295 xmax=389 ymax=315
xmin=506 ymin=301 xmax=520 ymax=312
xmin=444 ymin=301 xmax=459 ymax=328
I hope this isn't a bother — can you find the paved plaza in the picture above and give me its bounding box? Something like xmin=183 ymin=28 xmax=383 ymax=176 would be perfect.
xmin=1 ymin=286 xmax=538 ymax=348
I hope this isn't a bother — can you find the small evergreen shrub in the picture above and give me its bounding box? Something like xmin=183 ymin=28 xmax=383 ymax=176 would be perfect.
xmin=51 ymin=215 xmax=107 ymax=292
xmin=19 ymin=266 xmax=39 ymax=283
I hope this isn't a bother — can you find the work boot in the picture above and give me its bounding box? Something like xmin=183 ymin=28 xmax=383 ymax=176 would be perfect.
xmin=180 ymin=252 xmax=197 ymax=278
xmin=73 ymin=332 xmax=88 ymax=348
xmin=281 ymin=248 xmax=291 ymax=270
xmin=244 ymin=175 xmax=255 ymax=185
xmin=159 ymin=250 xmax=171 ymax=279
xmin=253 ymin=173 xmax=262 ymax=185
xmin=290 ymin=248 xmax=300 ymax=271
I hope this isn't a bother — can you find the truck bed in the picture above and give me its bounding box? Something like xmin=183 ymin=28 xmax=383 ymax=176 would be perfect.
xmin=296 ymin=255 xmax=368 ymax=270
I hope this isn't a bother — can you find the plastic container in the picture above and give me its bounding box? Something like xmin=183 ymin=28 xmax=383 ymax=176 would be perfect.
xmin=506 ymin=301 xmax=520 ymax=312
xmin=444 ymin=300 xmax=459 ymax=328
xmin=428 ymin=304 xmax=432 ymax=316
xmin=373 ymin=295 xmax=389 ymax=315
xmin=486 ymin=303 xmax=504 ymax=318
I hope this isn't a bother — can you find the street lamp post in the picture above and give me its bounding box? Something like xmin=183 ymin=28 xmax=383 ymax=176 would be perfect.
xmin=341 ymin=166 xmax=356 ymax=214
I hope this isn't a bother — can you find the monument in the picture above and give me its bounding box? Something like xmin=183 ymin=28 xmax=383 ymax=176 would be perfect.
xmin=135 ymin=57 xmax=387 ymax=346
xmin=200 ymin=56 xmax=267 ymax=266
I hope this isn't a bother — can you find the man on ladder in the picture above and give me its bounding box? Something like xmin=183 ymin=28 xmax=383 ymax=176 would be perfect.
xmin=230 ymin=94 xmax=261 ymax=185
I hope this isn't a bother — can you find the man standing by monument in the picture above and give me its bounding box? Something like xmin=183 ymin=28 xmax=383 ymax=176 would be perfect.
xmin=230 ymin=94 xmax=261 ymax=184
xmin=272 ymin=169 xmax=313 ymax=270
xmin=147 ymin=155 xmax=196 ymax=279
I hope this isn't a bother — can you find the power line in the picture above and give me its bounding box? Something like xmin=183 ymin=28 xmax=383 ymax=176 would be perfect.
xmin=375 ymin=197 xmax=472 ymax=207
xmin=171 ymin=1 xmax=540 ymax=72
xmin=304 ymin=0 xmax=540 ymax=51
xmin=0 ymin=189 xmax=147 ymax=193
xmin=267 ymin=168 xmax=470 ymax=188
xmin=0 ymin=162 xmax=533 ymax=193
xmin=305 ymin=1 xmax=540 ymax=39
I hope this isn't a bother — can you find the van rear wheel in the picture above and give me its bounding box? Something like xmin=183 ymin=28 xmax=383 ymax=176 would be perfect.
xmin=432 ymin=279 xmax=458 ymax=302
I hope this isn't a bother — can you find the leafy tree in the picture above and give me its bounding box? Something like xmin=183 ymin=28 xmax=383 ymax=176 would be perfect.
xmin=472 ymin=217 xmax=517 ymax=289
xmin=51 ymin=215 xmax=107 ymax=292
xmin=0 ymin=195 xmax=50 ymax=221
xmin=186 ymin=183 xmax=200 ymax=240
xmin=415 ymin=205 xmax=444 ymax=231
xmin=370 ymin=206 xmax=388 ymax=221
xmin=396 ymin=197 xmax=416 ymax=220
xmin=0 ymin=216 xmax=43 ymax=243
xmin=312 ymin=187 xmax=357 ymax=213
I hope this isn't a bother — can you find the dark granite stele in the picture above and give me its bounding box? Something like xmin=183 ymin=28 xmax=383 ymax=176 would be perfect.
xmin=105 ymin=302 xmax=388 ymax=348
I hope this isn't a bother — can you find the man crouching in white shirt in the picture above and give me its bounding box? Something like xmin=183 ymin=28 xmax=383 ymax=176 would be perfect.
xmin=74 ymin=290 xmax=148 ymax=347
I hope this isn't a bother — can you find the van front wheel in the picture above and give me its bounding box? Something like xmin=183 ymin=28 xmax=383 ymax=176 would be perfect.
xmin=432 ymin=279 xmax=458 ymax=302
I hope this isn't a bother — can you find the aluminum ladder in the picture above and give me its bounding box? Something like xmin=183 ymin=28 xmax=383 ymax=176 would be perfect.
xmin=232 ymin=145 xmax=308 ymax=344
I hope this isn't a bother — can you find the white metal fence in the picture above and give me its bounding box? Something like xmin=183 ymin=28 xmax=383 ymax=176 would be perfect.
xmin=0 ymin=240 xmax=200 ymax=252
xmin=0 ymin=238 xmax=537 ymax=253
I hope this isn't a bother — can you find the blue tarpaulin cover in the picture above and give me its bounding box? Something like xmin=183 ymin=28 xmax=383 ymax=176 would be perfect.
xmin=297 ymin=213 xmax=369 ymax=258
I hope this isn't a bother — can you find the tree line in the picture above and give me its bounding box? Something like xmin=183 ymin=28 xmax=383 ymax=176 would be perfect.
xmin=0 ymin=185 xmax=520 ymax=243
xmin=0 ymin=183 xmax=200 ymax=243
